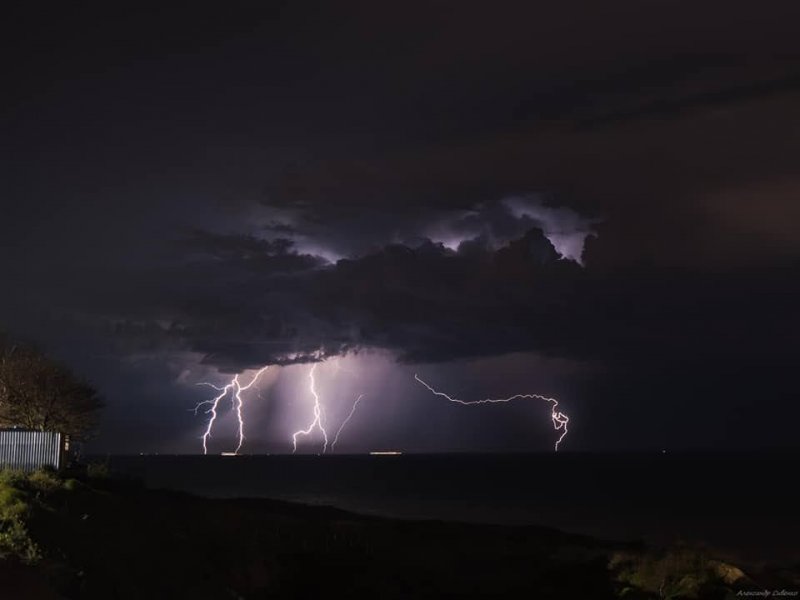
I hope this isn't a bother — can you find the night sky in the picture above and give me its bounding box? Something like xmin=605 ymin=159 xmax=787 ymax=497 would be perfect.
xmin=2 ymin=2 xmax=799 ymax=454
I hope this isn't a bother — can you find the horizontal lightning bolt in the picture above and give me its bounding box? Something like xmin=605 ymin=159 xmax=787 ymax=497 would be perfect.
xmin=414 ymin=374 xmax=569 ymax=451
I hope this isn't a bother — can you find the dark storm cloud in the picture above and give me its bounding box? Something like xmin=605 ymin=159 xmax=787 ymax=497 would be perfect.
xmin=104 ymin=219 xmax=798 ymax=380
xmin=181 ymin=230 xmax=326 ymax=272
xmin=255 ymin=193 xmax=598 ymax=263
xmin=260 ymin=84 xmax=800 ymax=268
xmin=81 ymin=193 xmax=601 ymax=372
xmin=106 ymin=224 xmax=574 ymax=370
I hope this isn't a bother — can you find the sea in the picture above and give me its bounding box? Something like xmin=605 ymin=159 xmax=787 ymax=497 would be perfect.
xmin=102 ymin=452 xmax=799 ymax=565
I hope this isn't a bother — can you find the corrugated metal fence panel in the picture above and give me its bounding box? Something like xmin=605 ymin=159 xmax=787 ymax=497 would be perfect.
xmin=0 ymin=430 xmax=62 ymax=472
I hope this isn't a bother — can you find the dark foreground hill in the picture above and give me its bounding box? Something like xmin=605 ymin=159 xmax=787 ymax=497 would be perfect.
xmin=0 ymin=469 xmax=796 ymax=599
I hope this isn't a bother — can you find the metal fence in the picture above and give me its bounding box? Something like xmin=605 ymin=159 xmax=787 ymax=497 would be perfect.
xmin=0 ymin=430 xmax=63 ymax=471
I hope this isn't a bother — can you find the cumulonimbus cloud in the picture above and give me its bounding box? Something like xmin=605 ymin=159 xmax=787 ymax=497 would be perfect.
xmin=107 ymin=199 xmax=597 ymax=371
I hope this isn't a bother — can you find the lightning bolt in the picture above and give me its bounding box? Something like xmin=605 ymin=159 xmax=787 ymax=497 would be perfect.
xmin=414 ymin=374 xmax=570 ymax=452
xmin=292 ymin=363 xmax=330 ymax=454
xmin=331 ymin=394 xmax=365 ymax=453
xmin=195 ymin=380 xmax=236 ymax=455
xmin=232 ymin=366 xmax=269 ymax=454
xmin=195 ymin=366 xmax=269 ymax=455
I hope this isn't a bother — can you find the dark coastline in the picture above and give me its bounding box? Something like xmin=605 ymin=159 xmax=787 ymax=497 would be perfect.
xmin=102 ymin=451 xmax=800 ymax=565
xmin=1 ymin=453 xmax=798 ymax=598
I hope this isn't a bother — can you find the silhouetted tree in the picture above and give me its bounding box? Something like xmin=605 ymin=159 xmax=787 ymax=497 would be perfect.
xmin=0 ymin=338 xmax=103 ymax=439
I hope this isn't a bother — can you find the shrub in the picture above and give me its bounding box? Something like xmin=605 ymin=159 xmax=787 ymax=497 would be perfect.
xmin=0 ymin=519 xmax=41 ymax=563
xmin=63 ymin=478 xmax=82 ymax=491
xmin=0 ymin=485 xmax=29 ymax=521
xmin=609 ymin=544 xmax=740 ymax=599
xmin=0 ymin=469 xmax=26 ymax=488
xmin=86 ymin=461 xmax=110 ymax=480
xmin=0 ymin=474 xmax=40 ymax=563
xmin=27 ymin=469 xmax=63 ymax=494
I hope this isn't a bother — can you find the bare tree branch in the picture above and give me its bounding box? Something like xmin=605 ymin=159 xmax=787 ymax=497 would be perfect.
xmin=0 ymin=336 xmax=103 ymax=439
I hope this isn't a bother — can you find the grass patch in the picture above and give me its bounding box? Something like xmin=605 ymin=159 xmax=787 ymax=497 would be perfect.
xmin=609 ymin=545 xmax=749 ymax=599
xmin=0 ymin=471 xmax=43 ymax=563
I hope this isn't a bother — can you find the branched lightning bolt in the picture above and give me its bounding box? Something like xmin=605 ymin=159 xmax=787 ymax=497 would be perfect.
xmin=232 ymin=366 xmax=269 ymax=454
xmin=195 ymin=366 xmax=269 ymax=455
xmin=414 ymin=374 xmax=570 ymax=451
xmin=292 ymin=363 xmax=330 ymax=454
xmin=331 ymin=394 xmax=365 ymax=452
xmin=195 ymin=380 xmax=237 ymax=455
